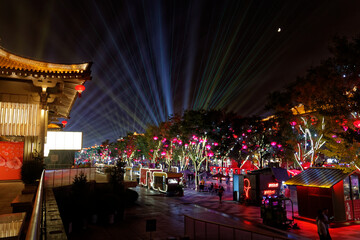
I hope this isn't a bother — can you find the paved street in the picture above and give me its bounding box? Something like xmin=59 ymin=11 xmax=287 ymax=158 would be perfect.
xmin=1 ymin=180 xmax=360 ymax=240
xmin=69 ymin=186 xmax=293 ymax=240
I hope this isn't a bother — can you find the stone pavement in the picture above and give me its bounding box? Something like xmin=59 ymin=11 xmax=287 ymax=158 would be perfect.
xmin=1 ymin=180 xmax=360 ymax=240
xmin=181 ymin=181 xmax=360 ymax=240
xmin=0 ymin=181 xmax=24 ymax=215
xmin=69 ymin=186 xmax=291 ymax=240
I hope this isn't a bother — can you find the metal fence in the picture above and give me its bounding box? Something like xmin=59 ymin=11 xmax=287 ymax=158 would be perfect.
xmin=184 ymin=215 xmax=290 ymax=240
xmin=44 ymin=167 xmax=107 ymax=188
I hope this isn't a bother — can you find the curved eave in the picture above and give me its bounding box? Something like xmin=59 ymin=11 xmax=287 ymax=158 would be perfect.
xmin=0 ymin=47 xmax=92 ymax=74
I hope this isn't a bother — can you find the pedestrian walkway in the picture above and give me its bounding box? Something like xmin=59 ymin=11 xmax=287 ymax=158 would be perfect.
xmin=2 ymin=180 xmax=359 ymax=239
xmin=0 ymin=181 xmax=24 ymax=215
xmin=181 ymin=182 xmax=360 ymax=240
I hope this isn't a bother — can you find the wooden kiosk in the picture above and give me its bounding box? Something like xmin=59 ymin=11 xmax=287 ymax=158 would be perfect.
xmin=285 ymin=168 xmax=360 ymax=222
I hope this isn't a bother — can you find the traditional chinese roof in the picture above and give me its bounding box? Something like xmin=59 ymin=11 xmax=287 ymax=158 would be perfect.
xmin=0 ymin=46 xmax=92 ymax=123
xmin=0 ymin=47 xmax=91 ymax=76
xmin=285 ymin=168 xmax=357 ymax=188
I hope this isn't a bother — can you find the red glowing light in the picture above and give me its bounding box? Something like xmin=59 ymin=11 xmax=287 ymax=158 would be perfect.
xmin=268 ymin=183 xmax=279 ymax=188
xmin=161 ymin=151 xmax=166 ymax=156
xmin=242 ymin=145 xmax=247 ymax=149
xmin=61 ymin=120 xmax=67 ymax=127
xmin=75 ymin=84 xmax=85 ymax=97
xmin=214 ymin=142 xmax=218 ymax=146
xmin=247 ymin=129 xmax=252 ymax=133
xmin=277 ymin=144 xmax=282 ymax=148
xmin=271 ymin=142 xmax=277 ymax=146
xmin=354 ymin=120 xmax=360 ymax=128
xmin=290 ymin=121 xmax=297 ymax=126
xmin=153 ymin=136 xmax=158 ymax=140
xmin=233 ymin=134 xmax=238 ymax=138
xmin=206 ymin=145 xmax=211 ymax=150
xmin=208 ymin=152 xmax=214 ymax=157
xmin=244 ymin=178 xmax=251 ymax=199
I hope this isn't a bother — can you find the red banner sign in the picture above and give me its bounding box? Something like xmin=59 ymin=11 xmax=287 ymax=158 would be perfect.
xmin=0 ymin=141 xmax=24 ymax=180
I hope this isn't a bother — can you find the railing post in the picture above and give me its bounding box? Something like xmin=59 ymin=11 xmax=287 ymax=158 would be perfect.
xmin=53 ymin=170 xmax=55 ymax=188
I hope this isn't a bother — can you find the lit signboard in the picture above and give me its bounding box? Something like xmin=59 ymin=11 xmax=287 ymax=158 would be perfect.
xmin=44 ymin=131 xmax=82 ymax=156
xmin=168 ymin=179 xmax=178 ymax=184
xmin=268 ymin=183 xmax=279 ymax=188
xmin=244 ymin=178 xmax=251 ymax=199
xmin=264 ymin=190 xmax=276 ymax=195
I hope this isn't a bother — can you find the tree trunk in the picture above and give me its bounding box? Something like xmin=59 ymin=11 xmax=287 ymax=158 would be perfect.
xmin=194 ymin=168 xmax=199 ymax=191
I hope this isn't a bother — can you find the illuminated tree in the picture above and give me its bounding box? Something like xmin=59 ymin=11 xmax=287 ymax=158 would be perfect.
xmin=185 ymin=136 xmax=211 ymax=190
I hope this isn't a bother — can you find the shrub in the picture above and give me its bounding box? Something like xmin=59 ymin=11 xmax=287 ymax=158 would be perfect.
xmin=21 ymin=158 xmax=44 ymax=184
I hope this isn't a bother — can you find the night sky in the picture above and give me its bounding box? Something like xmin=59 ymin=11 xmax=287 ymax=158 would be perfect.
xmin=1 ymin=0 xmax=359 ymax=147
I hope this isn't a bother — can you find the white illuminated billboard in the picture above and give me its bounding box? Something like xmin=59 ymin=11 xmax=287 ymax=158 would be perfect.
xmin=44 ymin=131 xmax=82 ymax=156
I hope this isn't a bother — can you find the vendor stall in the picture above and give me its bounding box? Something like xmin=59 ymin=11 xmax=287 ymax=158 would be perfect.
xmin=139 ymin=167 xmax=163 ymax=189
xmin=233 ymin=167 xmax=290 ymax=205
xmin=285 ymin=168 xmax=360 ymax=222
xmin=152 ymin=172 xmax=183 ymax=193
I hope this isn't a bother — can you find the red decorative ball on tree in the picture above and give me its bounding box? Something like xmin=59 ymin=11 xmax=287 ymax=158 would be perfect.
xmin=354 ymin=120 xmax=360 ymax=128
xmin=61 ymin=120 xmax=67 ymax=127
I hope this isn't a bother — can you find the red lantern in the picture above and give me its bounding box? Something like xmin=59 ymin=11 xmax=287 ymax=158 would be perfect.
xmin=75 ymin=84 xmax=86 ymax=97
xmin=354 ymin=120 xmax=360 ymax=128
xmin=61 ymin=120 xmax=67 ymax=127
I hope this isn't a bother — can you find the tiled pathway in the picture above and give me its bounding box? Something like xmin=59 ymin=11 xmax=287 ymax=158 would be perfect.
xmin=181 ymin=182 xmax=360 ymax=240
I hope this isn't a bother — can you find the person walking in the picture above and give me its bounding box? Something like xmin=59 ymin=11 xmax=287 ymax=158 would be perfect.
xmin=322 ymin=208 xmax=332 ymax=240
xmin=218 ymin=186 xmax=224 ymax=204
xmin=316 ymin=209 xmax=328 ymax=240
